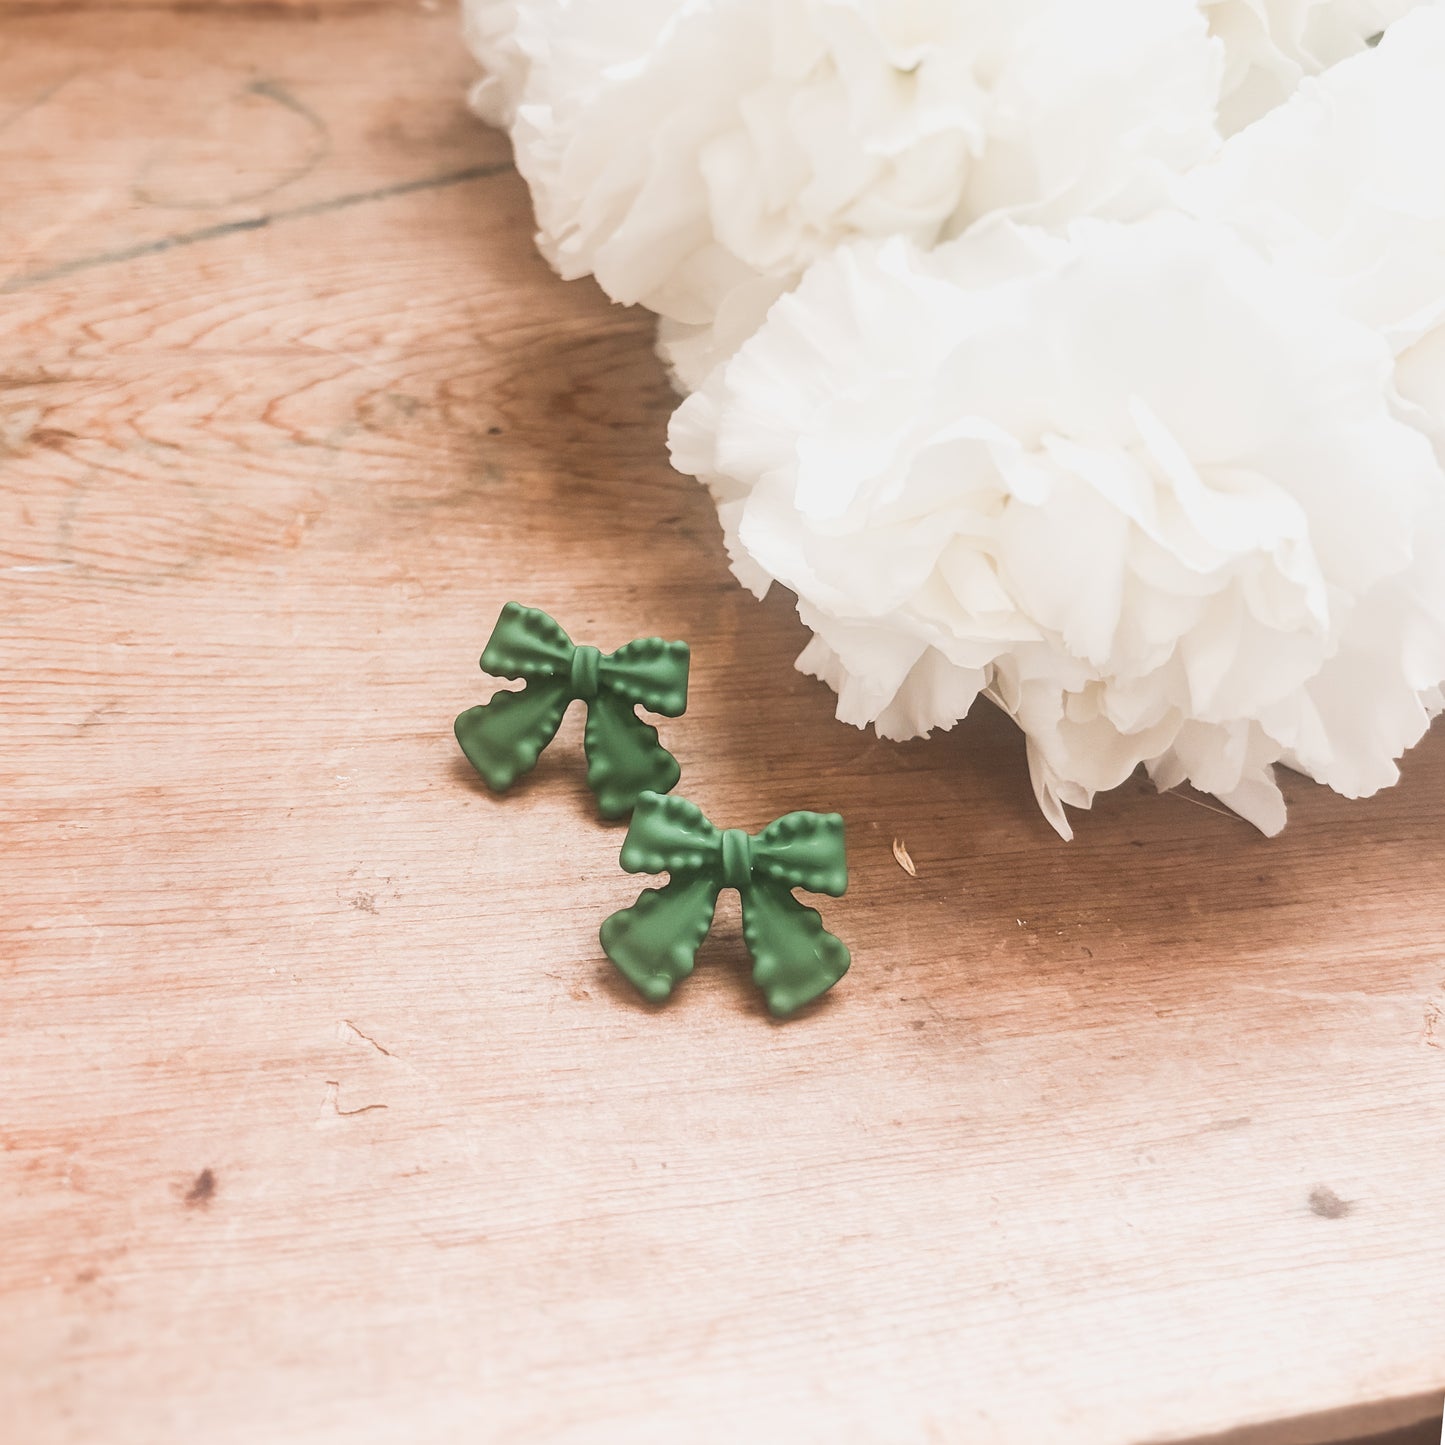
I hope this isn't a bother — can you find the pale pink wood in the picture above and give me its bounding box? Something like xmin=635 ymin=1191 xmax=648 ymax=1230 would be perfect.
xmin=2 ymin=10 xmax=1443 ymax=1444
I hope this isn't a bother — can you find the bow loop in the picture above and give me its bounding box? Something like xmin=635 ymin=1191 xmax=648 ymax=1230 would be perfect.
xmin=479 ymin=602 xmax=574 ymax=681
xmin=599 ymin=638 xmax=690 ymax=716
xmin=750 ymin=811 xmax=848 ymax=897
xmin=618 ymin=792 xmax=722 ymax=876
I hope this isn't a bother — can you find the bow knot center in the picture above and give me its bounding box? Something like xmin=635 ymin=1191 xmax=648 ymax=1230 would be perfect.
xmin=721 ymin=829 xmax=753 ymax=891
xmin=569 ymin=644 xmax=602 ymax=701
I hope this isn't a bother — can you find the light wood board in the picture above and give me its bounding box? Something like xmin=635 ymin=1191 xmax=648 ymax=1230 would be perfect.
xmin=2 ymin=7 xmax=1444 ymax=1443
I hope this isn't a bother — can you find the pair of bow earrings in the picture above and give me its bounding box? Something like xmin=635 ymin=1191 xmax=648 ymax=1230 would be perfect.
xmin=455 ymin=603 xmax=849 ymax=1018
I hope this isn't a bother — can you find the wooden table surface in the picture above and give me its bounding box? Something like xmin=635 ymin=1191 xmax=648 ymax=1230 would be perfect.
xmin=4 ymin=5 xmax=1444 ymax=1443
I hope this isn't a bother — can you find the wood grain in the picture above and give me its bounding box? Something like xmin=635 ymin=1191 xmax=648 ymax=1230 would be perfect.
xmin=2 ymin=8 xmax=1444 ymax=1445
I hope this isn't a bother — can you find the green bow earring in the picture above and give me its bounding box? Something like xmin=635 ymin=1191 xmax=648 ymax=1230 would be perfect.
xmin=455 ymin=603 xmax=690 ymax=819
xmin=601 ymin=791 xmax=850 ymax=1018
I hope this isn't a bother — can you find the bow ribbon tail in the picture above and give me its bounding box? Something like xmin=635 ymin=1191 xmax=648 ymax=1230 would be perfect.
xmin=738 ymin=876 xmax=851 ymax=1018
xmin=454 ymin=678 xmax=571 ymax=792
xmin=600 ymin=873 xmax=720 ymax=1003
xmin=583 ymin=691 xmax=683 ymax=819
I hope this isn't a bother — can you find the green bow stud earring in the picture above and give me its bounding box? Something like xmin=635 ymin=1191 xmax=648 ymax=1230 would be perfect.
xmin=455 ymin=603 xmax=690 ymax=819
xmin=601 ymin=791 xmax=850 ymax=1018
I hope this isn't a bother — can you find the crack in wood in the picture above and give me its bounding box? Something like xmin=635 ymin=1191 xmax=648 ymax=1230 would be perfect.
xmin=1 ymin=159 xmax=515 ymax=294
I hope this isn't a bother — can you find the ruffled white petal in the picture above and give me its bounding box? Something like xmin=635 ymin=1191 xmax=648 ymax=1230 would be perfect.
xmin=463 ymin=0 xmax=535 ymax=128
xmin=1201 ymin=0 xmax=1429 ymax=133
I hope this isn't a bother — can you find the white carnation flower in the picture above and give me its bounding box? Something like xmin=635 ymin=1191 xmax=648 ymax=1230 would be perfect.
xmin=505 ymin=0 xmax=1221 ymax=381
xmin=1201 ymin=0 xmax=1428 ymax=132
xmin=670 ymin=216 xmax=1445 ymax=837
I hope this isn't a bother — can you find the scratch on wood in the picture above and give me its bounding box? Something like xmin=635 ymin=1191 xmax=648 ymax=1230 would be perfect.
xmin=340 ymin=1020 xmax=393 ymax=1057
xmin=317 ymin=1081 xmax=388 ymax=1122
xmin=0 ymin=72 xmax=79 ymax=138
xmin=1 ymin=160 xmax=515 ymax=294
xmin=133 ymin=78 xmax=332 ymax=211
xmin=1161 ymin=788 xmax=1244 ymax=822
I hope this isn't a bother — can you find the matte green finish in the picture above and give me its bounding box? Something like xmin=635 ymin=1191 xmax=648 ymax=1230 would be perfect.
xmin=455 ymin=603 xmax=689 ymax=819
xmin=601 ymin=791 xmax=850 ymax=1018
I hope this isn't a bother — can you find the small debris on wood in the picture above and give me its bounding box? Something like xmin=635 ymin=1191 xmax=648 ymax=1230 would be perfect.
xmin=183 ymin=1168 xmax=216 ymax=1208
xmin=891 ymin=837 xmax=918 ymax=878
